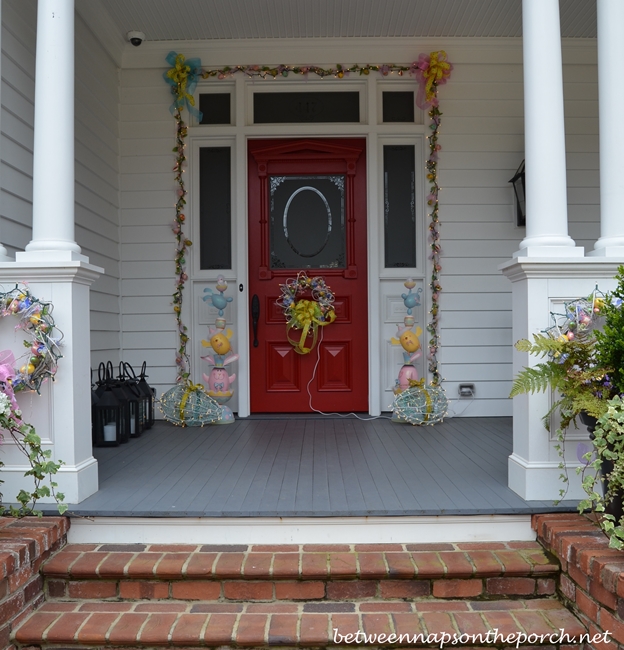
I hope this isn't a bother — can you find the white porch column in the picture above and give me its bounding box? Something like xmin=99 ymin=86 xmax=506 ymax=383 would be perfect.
xmin=0 ymin=0 xmax=102 ymax=504
xmin=589 ymin=0 xmax=624 ymax=257
xmin=17 ymin=0 xmax=85 ymax=262
xmin=517 ymin=0 xmax=582 ymax=258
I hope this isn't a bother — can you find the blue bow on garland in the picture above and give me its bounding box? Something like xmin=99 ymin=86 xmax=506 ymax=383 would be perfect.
xmin=163 ymin=51 xmax=203 ymax=121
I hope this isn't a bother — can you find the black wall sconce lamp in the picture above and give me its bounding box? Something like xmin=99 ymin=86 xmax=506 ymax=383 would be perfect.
xmin=509 ymin=160 xmax=526 ymax=227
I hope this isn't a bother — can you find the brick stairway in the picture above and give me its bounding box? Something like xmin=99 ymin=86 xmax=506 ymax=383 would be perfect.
xmin=11 ymin=540 xmax=588 ymax=648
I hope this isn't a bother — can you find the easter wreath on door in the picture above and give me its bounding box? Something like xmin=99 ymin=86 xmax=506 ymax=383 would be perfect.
xmin=277 ymin=272 xmax=336 ymax=355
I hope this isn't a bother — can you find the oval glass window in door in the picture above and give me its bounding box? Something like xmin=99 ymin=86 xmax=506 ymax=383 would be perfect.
xmin=270 ymin=175 xmax=346 ymax=269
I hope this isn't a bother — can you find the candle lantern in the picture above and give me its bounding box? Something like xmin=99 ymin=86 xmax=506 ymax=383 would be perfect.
xmin=92 ymin=386 xmax=123 ymax=447
xmin=137 ymin=361 xmax=155 ymax=429
xmin=93 ymin=362 xmax=130 ymax=444
xmin=115 ymin=362 xmax=143 ymax=438
xmin=121 ymin=362 xmax=148 ymax=436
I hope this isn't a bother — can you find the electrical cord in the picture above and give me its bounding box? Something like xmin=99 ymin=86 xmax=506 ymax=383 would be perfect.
xmin=306 ymin=328 xmax=393 ymax=421
xmin=305 ymin=329 xmax=474 ymax=421
xmin=445 ymin=396 xmax=475 ymax=418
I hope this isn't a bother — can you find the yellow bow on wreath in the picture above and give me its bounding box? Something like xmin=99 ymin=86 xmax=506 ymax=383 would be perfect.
xmin=287 ymin=299 xmax=336 ymax=355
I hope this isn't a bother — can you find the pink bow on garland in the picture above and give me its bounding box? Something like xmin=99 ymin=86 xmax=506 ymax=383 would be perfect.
xmin=414 ymin=51 xmax=453 ymax=109
xmin=0 ymin=349 xmax=21 ymax=419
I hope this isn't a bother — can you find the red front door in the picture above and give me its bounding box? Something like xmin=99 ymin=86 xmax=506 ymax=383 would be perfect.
xmin=248 ymin=138 xmax=368 ymax=413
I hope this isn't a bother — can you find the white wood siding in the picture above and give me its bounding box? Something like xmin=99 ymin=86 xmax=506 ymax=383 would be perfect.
xmin=119 ymin=67 xmax=179 ymax=396
xmin=1 ymin=0 xmax=122 ymax=370
xmin=438 ymin=53 xmax=598 ymax=416
xmin=119 ymin=39 xmax=599 ymax=417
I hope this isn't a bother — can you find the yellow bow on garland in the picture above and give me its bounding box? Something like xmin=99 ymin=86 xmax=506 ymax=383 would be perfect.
xmin=163 ymin=52 xmax=203 ymax=120
xmin=423 ymin=50 xmax=452 ymax=105
xmin=286 ymin=299 xmax=336 ymax=355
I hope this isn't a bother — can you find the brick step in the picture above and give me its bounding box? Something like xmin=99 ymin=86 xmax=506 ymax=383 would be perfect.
xmin=14 ymin=598 xmax=588 ymax=647
xmin=42 ymin=542 xmax=559 ymax=603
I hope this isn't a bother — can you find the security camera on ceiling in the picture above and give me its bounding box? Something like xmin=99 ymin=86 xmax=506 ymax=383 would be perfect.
xmin=126 ymin=31 xmax=145 ymax=47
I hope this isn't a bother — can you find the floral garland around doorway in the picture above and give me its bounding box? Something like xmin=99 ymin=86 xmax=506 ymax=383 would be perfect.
xmin=164 ymin=52 xmax=199 ymax=383
xmin=415 ymin=51 xmax=452 ymax=386
xmin=164 ymin=51 xmax=452 ymax=385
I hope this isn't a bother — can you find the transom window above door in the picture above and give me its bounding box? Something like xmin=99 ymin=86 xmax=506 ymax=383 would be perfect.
xmin=254 ymin=92 xmax=360 ymax=124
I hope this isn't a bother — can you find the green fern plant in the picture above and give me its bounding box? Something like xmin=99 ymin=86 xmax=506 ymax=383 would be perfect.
xmin=510 ymin=332 xmax=610 ymax=431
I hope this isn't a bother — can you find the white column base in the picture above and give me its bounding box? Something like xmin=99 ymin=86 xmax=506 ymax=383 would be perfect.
xmin=501 ymin=257 xmax=623 ymax=501
xmin=587 ymin=246 xmax=624 ymax=258
xmin=0 ymin=261 xmax=103 ymax=505
xmin=514 ymin=246 xmax=584 ymax=258
xmin=508 ymin=454 xmax=587 ymax=501
xmin=16 ymin=249 xmax=89 ymax=263
xmin=0 ymin=456 xmax=98 ymax=505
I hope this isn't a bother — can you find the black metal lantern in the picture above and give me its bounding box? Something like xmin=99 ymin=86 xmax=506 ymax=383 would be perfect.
xmin=509 ymin=159 xmax=526 ymax=227
xmin=122 ymin=362 xmax=148 ymax=436
xmin=91 ymin=368 xmax=99 ymax=445
xmin=116 ymin=362 xmax=143 ymax=438
xmin=138 ymin=361 xmax=156 ymax=428
xmin=92 ymin=386 xmax=123 ymax=447
xmin=93 ymin=362 xmax=130 ymax=443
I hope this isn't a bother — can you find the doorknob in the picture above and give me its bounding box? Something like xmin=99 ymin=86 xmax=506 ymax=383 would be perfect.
xmin=251 ymin=294 xmax=260 ymax=348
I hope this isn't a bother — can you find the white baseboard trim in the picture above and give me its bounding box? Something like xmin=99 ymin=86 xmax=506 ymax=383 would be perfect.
xmin=68 ymin=514 xmax=535 ymax=544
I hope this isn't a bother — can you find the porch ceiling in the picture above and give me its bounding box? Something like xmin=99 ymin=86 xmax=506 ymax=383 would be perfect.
xmin=92 ymin=0 xmax=596 ymax=42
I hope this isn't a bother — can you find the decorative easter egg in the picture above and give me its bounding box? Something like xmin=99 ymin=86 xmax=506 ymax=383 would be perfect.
xmin=159 ymin=383 xmax=222 ymax=427
xmin=392 ymin=383 xmax=448 ymax=426
xmin=210 ymin=333 xmax=231 ymax=355
xmin=399 ymin=330 xmax=421 ymax=353
xmin=397 ymin=364 xmax=419 ymax=393
xmin=203 ymin=366 xmax=236 ymax=404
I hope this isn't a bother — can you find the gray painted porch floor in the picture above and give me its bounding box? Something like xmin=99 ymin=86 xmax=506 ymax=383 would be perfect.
xmin=63 ymin=416 xmax=578 ymax=517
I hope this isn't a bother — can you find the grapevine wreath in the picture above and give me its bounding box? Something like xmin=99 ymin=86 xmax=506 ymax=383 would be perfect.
xmin=277 ymin=272 xmax=336 ymax=355
xmin=0 ymin=286 xmax=62 ymax=396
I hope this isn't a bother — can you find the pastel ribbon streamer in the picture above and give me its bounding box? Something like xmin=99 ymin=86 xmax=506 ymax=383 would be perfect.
xmin=164 ymin=52 xmax=203 ymax=120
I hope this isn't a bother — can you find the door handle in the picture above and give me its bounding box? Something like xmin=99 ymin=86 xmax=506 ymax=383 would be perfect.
xmin=251 ymin=294 xmax=260 ymax=348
